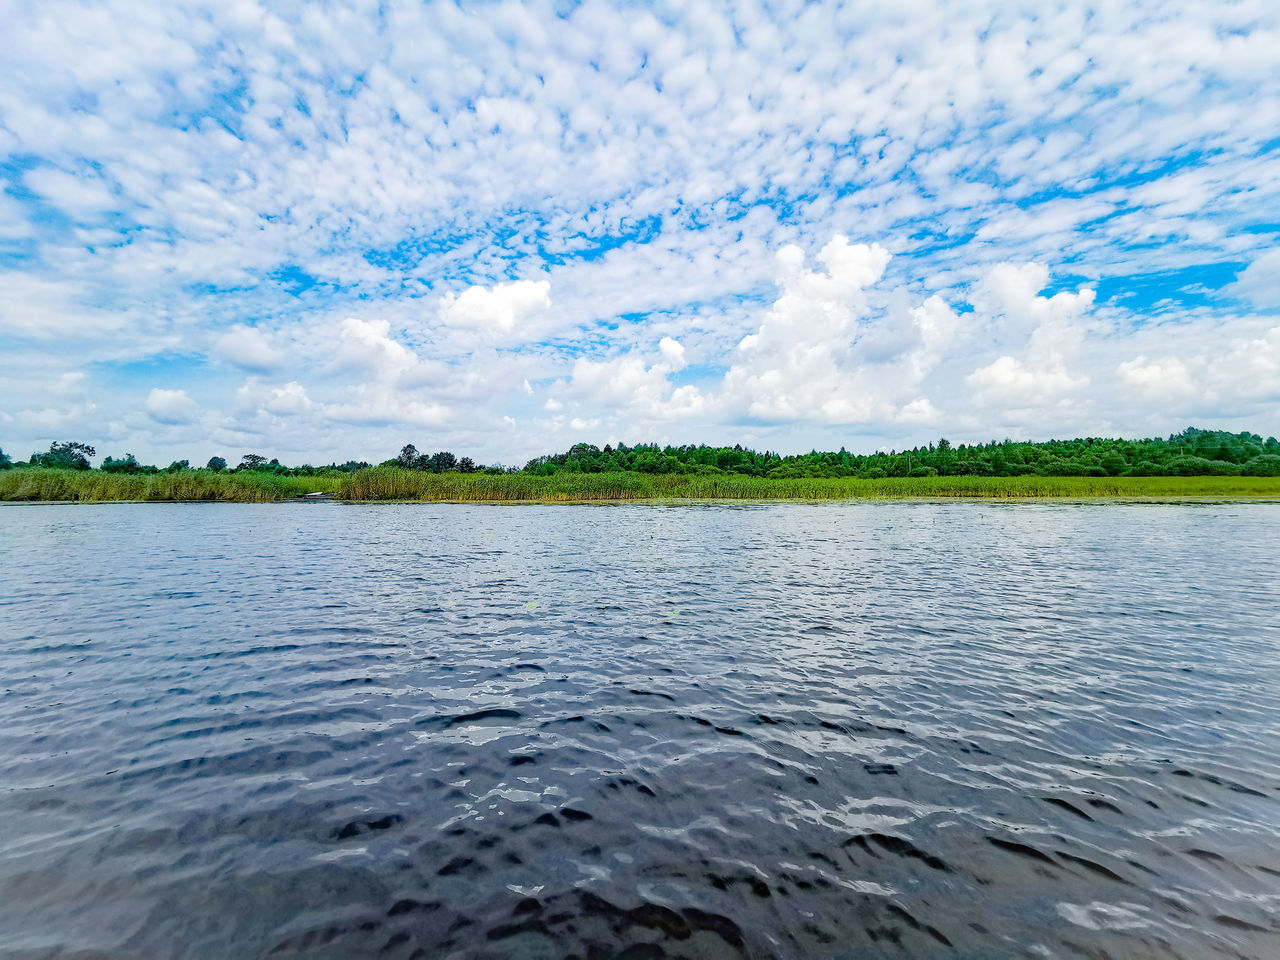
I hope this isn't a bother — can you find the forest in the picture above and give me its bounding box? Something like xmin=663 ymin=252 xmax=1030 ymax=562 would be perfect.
xmin=521 ymin=428 xmax=1280 ymax=478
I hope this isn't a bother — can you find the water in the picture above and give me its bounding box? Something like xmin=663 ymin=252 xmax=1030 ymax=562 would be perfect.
xmin=1 ymin=502 xmax=1279 ymax=959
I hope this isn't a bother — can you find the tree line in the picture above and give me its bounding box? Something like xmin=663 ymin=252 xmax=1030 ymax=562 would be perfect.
xmin=523 ymin=428 xmax=1280 ymax=478
xmin=1 ymin=442 xmax=370 ymax=476
xmin=3 ymin=427 xmax=1279 ymax=479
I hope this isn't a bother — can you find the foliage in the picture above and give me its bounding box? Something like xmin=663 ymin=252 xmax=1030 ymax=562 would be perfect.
xmin=522 ymin=428 xmax=1280 ymax=480
xmin=0 ymin=448 xmax=11 ymax=470
xmin=30 ymin=441 xmax=96 ymax=470
xmin=393 ymin=444 xmax=484 ymax=473
xmin=1242 ymin=454 xmax=1280 ymax=476
xmin=101 ymin=454 xmax=155 ymax=474
xmin=206 ymin=456 xmax=227 ymax=473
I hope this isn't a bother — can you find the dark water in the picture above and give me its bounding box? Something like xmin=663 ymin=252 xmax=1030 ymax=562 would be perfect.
xmin=2 ymin=503 xmax=1279 ymax=960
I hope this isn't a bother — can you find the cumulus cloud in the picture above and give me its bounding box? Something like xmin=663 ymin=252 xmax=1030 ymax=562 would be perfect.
xmin=236 ymin=379 xmax=313 ymax=416
xmin=439 ymin=280 xmax=551 ymax=336
xmin=560 ymin=334 xmax=702 ymax=421
xmin=722 ymin=236 xmax=893 ymax=422
xmin=335 ymin=317 xmax=420 ymax=378
xmin=145 ymin=388 xmax=199 ymax=425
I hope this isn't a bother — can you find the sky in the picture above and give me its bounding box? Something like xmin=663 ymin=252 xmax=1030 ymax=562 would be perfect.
xmin=1 ymin=0 xmax=1278 ymax=467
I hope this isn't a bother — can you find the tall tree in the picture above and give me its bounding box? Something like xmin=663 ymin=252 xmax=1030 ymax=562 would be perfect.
xmin=31 ymin=441 xmax=95 ymax=470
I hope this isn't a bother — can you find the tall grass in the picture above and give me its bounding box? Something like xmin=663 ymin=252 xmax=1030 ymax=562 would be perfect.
xmin=4 ymin=467 xmax=1276 ymax=503
xmin=336 ymin=468 xmax=1280 ymax=502
xmin=0 ymin=469 xmax=342 ymax=502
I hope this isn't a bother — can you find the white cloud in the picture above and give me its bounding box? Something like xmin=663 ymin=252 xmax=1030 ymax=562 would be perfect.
xmin=1117 ymin=356 xmax=1197 ymax=398
xmin=236 ymin=379 xmax=313 ymax=416
xmin=1229 ymin=249 xmax=1280 ymax=309
xmin=335 ymin=316 xmax=419 ymax=377
xmin=562 ymin=337 xmax=703 ymax=421
xmin=145 ymin=388 xmax=199 ymax=425
xmin=718 ymin=236 xmax=939 ymax=425
xmin=25 ymin=167 xmax=118 ymax=217
xmin=967 ymin=355 xmax=1087 ymax=405
xmin=215 ymin=325 xmax=287 ymax=371
xmin=324 ymin=389 xmax=450 ymax=428
xmin=438 ymin=279 xmax=551 ymax=336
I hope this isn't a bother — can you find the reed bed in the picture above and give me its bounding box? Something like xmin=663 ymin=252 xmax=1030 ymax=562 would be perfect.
xmin=336 ymin=469 xmax=1280 ymax=502
xmin=4 ymin=468 xmax=1276 ymax=503
xmin=0 ymin=469 xmax=342 ymax=502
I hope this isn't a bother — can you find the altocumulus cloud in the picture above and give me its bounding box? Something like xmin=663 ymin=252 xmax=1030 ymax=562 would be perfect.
xmin=0 ymin=0 xmax=1278 ymax=464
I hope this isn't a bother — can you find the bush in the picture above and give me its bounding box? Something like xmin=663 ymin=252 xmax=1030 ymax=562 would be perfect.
xmin=1167 ymin=455 xmax=1239 ymax=476
xmin=102 ymin=454 xmax=151 ymax=474
xmin=908 ymin=465 xmax=938 ymax=477
xmin=1242 ymin=454 xmax=1280 ymax=477
xmin=1125 ymin=460 xmax=1163 ymax=476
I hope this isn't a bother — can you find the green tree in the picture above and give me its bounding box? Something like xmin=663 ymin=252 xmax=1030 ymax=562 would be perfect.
xmin=1241 ymin=455 xmax=1280 ymax=476
xmin=239 ymin=454 xmax=268 ymax=470
xmin=206 ymin=456 xmax=227 ymax=472
xmin=0 ymin=448 xmax=11 ymax=470
xmin=32 ymin=441 xmax=95 ymax=470
xmin=102 ymin=454 xmax=145 ymax=474
xmin=429 ymin=451 xmax=457 ymax=472
xmin=1099 ymin=452 xmax=1127 ymax=476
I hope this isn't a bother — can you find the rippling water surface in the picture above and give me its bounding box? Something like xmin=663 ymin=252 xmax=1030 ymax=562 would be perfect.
xmin=2 ymin=502 xmax=1279 ymax=959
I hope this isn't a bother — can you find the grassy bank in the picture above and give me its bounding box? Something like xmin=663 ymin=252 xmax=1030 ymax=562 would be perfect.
xmin=336 ymin=468 xmax=1280 ymax=502
xmin=0 ymin=468 xmax=342 ymax=502
xmin=4 ymin=467 xmax=1278 ymax=503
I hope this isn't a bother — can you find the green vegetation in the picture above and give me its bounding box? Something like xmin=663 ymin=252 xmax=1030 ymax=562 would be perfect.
xmin=334 ymin=469 xmax=1280 ymax=502
xmin=526 ymin=427 xmax=1280 ymax=479
xmin=27 ymin=441 xmax=97 ymax=470
xmin=0 ymin=469 xmax=341 ymax=502
xmin=3 ymin=428 xmax=1279 ymax=502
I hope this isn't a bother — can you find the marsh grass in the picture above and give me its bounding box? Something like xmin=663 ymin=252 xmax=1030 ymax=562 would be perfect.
xmin=0 ymin=469 xmax=342 ymax=502
xmin=335 ymin=469 xmax=1280 ymax=502
xmin=4 ymin=467 xmax=1276 ymax=503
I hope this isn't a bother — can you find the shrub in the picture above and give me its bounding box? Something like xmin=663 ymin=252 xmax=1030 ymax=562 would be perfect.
xmin=1242 ymin=454 xmax=1280 ymax=477
xmin=1167 ymin=456 xmax=1239 ymax=476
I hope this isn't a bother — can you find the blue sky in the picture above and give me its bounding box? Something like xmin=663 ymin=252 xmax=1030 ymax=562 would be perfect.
xmin=1 ymin=0 xmax=1278 ymax=466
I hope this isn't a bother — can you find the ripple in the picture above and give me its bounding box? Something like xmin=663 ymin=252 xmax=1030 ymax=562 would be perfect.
xmin=1 ymin=501 xmax=1279 ymax=958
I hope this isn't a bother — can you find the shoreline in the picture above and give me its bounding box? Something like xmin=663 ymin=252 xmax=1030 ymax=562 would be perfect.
xmin=5 ymin=494 xmax=1280 ymax=506
xmin=3 ymin=469 xmax=1279 ymax=504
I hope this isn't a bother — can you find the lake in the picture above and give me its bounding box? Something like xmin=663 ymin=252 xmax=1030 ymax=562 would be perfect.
xmin=1 ymin=502 xmax=1278 ymax=959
